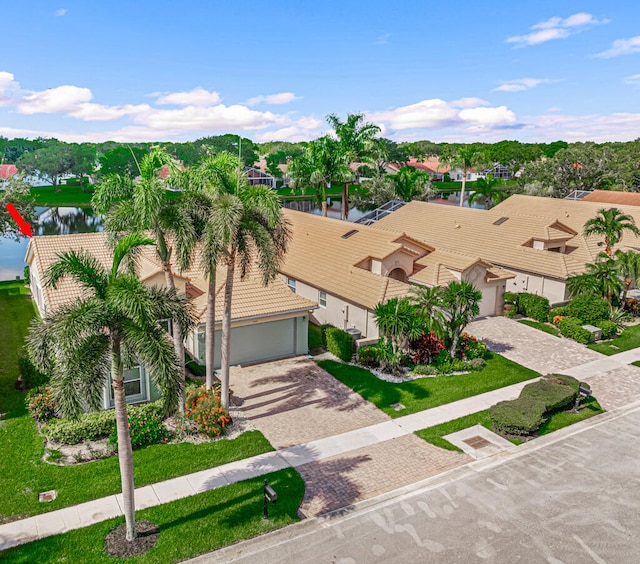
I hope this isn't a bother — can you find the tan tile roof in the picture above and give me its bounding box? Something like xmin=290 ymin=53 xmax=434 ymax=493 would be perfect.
xmin=281 ymin=209 xmax=416 ymax=309
xmin=582 ymin=190 xmax=640 ymax=206
xmin=374 ymin=195 xmax=640 ymax=280
xmin=26 ymin=232 xmax=316 ymax=322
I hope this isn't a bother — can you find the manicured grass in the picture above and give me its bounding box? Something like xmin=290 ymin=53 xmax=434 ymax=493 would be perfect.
xmin=632 ymin=361 xmax=640 ymax=368
xmin=518 ymin=318 xmax=560 ymax=337
xmin=318 ymin=352 xmax=540 ymax=418
xmin=587 ymin=323 xmax=640 ymax=356
xmin=415 ymin=397 xmax=603 ymax=451
xmin=0 ymin=468 xmax=304 ymax=563
xmin=0 ymin=286 xmax=274 ymax=523
xmin=308 ymin=323 xmax=324 ymax=353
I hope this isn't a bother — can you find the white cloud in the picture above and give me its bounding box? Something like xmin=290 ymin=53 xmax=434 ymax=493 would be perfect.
xmin=595 ymin=36 xmax=640 ymax=59
xmin=156 ymin=87 xmax=221 ymax=106
xmin=55 ymin=8 xmax=67 ymax=16
xmin=247 ymin=92 xmax=301 ymax=106
xmin=624 ymin=74 xmax=640 ymax=86
xmin=546 ymin=106 xmax=561 ymax=112
xmin=374 ymin=33 xmax=391 ymax=46
xmin=507 ymin=12 xmax=610 ymax=47
xmin=69 ymin=103 xmax=151 ymax=121
xmin=493 ymin=78 xmax=551 ymax=92
xmin=525 ymin=112 xmax=640 ymax=142
xmin=0 ymin=71 xmax=20 ymax=106
xmin=368 ymin=98 xmax=516 ymax=131
xmin=18 ymin=85 xmax=92 ymax=114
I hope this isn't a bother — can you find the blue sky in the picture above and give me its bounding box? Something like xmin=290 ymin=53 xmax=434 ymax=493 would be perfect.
xmin=1 ymin=1 xmax=640 ymax=144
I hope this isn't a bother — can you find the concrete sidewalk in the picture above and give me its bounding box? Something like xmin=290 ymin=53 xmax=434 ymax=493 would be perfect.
xmin=2 ymin=341 xmax=640 ymax=552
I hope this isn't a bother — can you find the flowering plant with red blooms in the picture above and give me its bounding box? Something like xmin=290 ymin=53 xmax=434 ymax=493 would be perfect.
xmin=409 ymin=332 xmax=445 ymax=365
xmin=184 ymin=384 xmax=231 ymax=437
xmin=459 ymin=333 xmax=487 ymax=360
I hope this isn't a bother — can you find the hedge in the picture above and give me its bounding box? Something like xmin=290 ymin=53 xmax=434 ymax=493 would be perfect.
xmin=490 ymin=374 xmax=578 ymax=436
xmin=43 ymin=402 xmax=164 ymax=444
xmin=517 ymin=293 xmax=550 ymax=322
xmin=503 ymin=292 xmax=519 ymax=305
xmin=596 ymin=319 xmax=618 ymax=339
xmin=325 ymin=327 xmax=354 ymax=362
xmin=558 ymin=317 xmax=593 ymax=344
xmin=564 ymin=295 xmax=609 ymax=325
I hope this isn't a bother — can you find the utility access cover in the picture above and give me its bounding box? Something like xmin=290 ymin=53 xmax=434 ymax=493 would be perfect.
xmin=462 ymin=436 xmax=492 ymax=449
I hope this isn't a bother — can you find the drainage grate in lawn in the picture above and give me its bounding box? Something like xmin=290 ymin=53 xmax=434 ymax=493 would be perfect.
xmin=462 ymin=436 xmax=492 ymax=449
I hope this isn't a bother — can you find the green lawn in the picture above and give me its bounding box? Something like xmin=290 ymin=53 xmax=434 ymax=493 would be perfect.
xmin=0 ymin=285 xmax=273 ymax=523
xmin=416 ymin=396 xmax=603 ymax=452
xmin=317 ymin=352 xmax=540 ymax=418
xmin=518 ymin=318 xmax=560 ymax=337
xmin=30 ymin=186 xmax=183 ymax=207
xmin=0 ymin=468 xmax=304 ymax=563
xmin=587 ymin=323 xmax=640 ymax=356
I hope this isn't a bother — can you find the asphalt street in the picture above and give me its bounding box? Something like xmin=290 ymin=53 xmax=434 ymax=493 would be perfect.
xmin=201 ymin=403 xmax=640 ymax=564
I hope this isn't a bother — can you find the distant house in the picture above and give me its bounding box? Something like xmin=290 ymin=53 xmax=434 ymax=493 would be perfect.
xmin=26 ymin=233 xmax=316 ymax=408
xmin=582 ymin=190 xmax=640 ymax=207
xmin=385 ymin=158 xmax=449 ymax=181
xmin=245 ymin=167 xmax=277 ymax=189
xmin=0 ymin=164 xmax=18 ymax=180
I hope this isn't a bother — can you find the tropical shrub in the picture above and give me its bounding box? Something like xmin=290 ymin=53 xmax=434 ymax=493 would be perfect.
xmin=409 ymin=331 xmax=445 ymax=364
xmin=325 ymin=327 xmax=355 ymax=362
xmin=459 ymin=333 xmax=487 ymax=360
xmin=26 ymin=386 xmax=57 ymax=423
xmin=564 ymin=294 xmax=610 ymax=325
xmin=517 ymin=293 xmax=550 ymax=322
xmin=608 ymin=306 xmax=632 ymax=332
xmin=320 ymin=324 xmax=334 ymax=347
xmin=549 ymin=306 xmax=568 ymax=318
xmin=411 ymin=364 xmax=438 ymax=376
xmin=19 ymin=354 xmax=49 ymax=389
xmin=596 ymin=320 xmax=618 ymax=339
xmin=625 ymin=298 xmax=640 ymax=316
xmin=183 ymin=384 xmax=231 ymax=438
xmin=185 ymin=353 xmax=206 ymax=377
xmin=466 ymin=357 xmax=486 ymax=370
xmin=503 ymin=292 xmax=519 ymax=305
xmin=490 ymin=374 xmax=578 ymax=436
xmin=109 ymin=408 xmax=169 ymax=450
xmin=357 ymin=344 xmax=380 ymax=368
xmin=43 ymin=402 xmax=164 ymax=444
xmin=558 ymin=317 xmax=593 ymax=344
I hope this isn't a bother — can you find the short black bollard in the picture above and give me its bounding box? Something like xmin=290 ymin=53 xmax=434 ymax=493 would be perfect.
xmin=263 ymin=479 xmax=278 ymax=519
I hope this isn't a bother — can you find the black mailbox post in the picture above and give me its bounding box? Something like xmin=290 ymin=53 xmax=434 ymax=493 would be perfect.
xmin=263 ymin=479 xmax=277 ymax=519
xmin=573 ymin=383 xmax=592 ymax=412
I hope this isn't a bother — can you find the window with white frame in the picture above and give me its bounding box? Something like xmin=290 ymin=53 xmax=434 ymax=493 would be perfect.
xmin=158 ymin=318 xmax=173 ymax=336
xmin=109 ymin=365 xmax=146 ymax=405
xmin=319 ymin=290 xmax=327 ymax=308
xmin=287 ymin=277 xmax=296 ymax=293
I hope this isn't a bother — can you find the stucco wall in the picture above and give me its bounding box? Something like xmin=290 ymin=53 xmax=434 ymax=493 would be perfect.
xmin=506 ymin=270 xmax=567 ymax=305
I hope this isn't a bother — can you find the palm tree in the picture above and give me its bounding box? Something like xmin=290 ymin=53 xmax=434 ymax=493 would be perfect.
xmin=615 ymin=249 xmax=640 ymax=301
xmin=583 ymin=207 xmax=640 ymax=255
xmin=26 ymin=233 xmax=195 ymax=541
xmin=92 ymin=148 xmax=190 ymax=411
xmin=408 ymin=285 xmax=446 ymax=335
xmin=567 ymin=253 xmax=623 ymax=305
xmin=467 ymin=174 xmax=508 ymax=210
xmin=440 ymin=146 xmax=487 ymax=207
xmin=288 ymin=136 xmax=351 ymax=217
xmin=440 ymin=280 xmax=482 ymax=357
xmin=392 ymin=166 xmax=433 ymax=202
xmin=326 ymin=113 xmax=381 ymax=220
xmin=373 ymin=297 xmax=422 ymax=371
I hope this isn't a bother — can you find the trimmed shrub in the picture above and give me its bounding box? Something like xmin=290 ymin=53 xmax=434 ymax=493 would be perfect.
xmin=596 ymin=319 xmax=618 ymax=339
xmin=565 ymin=295 xmax=609 ymax=325
xmin=183 ymin=384 xmax=231 ymax=437
xmin=465 ymin=357 xmax=486 ymax=370
xmin=490 ymin=374 xmax=578 ymax=436
xmin=185 ymin=352 xmax=206 ymax=377
xmin=558 ymin=317 xmax=593 ymax=344
xmin=409 ymin=331 xmax=445 ymax=365
xmin=503 ymin=292 xmax=518 ymax=305
xmin=517 ymin=293 xmax=550 ymax=322
xmin=320 ymin=324 xmax=334 ymax=347
xmin=43 ymin=402 xmax=164 ymax=444
xmin=26 ymin=386 xmax=57 ymax=423
xmin=325 ymin=327 xmax=354 ymax=362
xmin=549 ymin=306 xmax=568 ymax=319
xmin=357 ymin=344 xmax=380 ymax=368
xmin=109 ymin=408 xmax=169 ymax=450
xmin=18 ymin=354 xmax=49 ymax=389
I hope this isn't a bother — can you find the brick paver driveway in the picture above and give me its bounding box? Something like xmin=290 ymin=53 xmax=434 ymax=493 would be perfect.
xmin=230 ymin=356 xmax=468 ymax=517
xmin=466 ymin=316 xmax=640 ymax=410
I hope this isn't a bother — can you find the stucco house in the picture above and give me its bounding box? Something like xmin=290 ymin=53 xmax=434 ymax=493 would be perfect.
xmin=26 ymin=232 xmax=316 ymax=407
xmin=279 ymin=208 xmax=513 ymax=343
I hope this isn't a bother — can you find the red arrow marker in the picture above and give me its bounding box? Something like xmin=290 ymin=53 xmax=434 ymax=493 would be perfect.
xmin=5 ymin=203 xmax=33 ymax=237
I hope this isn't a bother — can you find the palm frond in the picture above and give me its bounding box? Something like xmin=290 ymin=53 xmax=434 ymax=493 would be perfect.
xmin=111 ymin=232 xmax=155 ymax=277
xmin=44 ymin=249 xmax=109 ymax=297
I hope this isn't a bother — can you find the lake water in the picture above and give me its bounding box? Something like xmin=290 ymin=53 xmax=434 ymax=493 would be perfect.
xmin=0 ymin=207 xmax=103 ymax=281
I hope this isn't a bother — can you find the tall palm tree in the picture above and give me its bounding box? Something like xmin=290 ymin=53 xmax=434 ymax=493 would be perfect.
xmin=26 ymin=233 xmax=195 ymax=541
xmin=567 ymin=253 xmax=623 ymax=305
xmin=288 ymin=136 xmax=351 ymax=217
xmin=467 ymin=174 xmax=508 ymax=210
xmin=408 ymin=284 xmax=446 ymax=335
xmin=92 ymin=148 xmax=190 ymax=411
xmin=615 ymin=249 xmax=640 ymax=301
xmin=440 ymin=280 xmax=482 ymax=357
xmin=440 ymin=145 xmax=487 ymax=207
xmin=326 ymin=113 xmax=381 ymax=220
xmin=392 ymin=166 xmax=432 ymax=202
xmin=583 ymin=207 xmax=640 ymax=255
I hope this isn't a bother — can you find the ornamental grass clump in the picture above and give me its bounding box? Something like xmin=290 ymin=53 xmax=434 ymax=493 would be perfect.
xmin=183 ymin=384 xmax=232 ymax=437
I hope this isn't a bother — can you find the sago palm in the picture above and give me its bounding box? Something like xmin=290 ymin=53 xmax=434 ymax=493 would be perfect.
xmin=26 ymin=233 xmax=195 ymax=541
